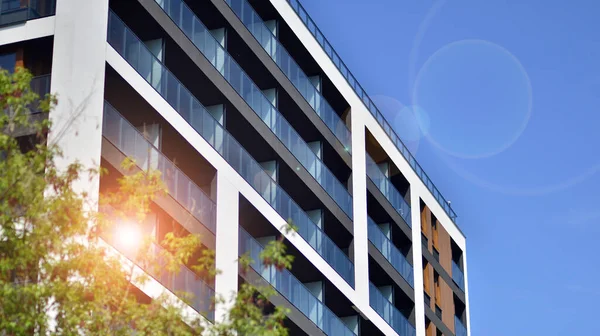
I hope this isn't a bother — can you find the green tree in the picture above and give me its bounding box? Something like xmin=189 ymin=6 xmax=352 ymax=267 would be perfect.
xmin=0 ymin=68 xmax=292 ymax=335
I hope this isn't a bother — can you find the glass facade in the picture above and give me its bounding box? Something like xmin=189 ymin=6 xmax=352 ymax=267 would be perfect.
xmin=107 ymin=11 xmax=355 ymax=287
xmin=153 ymin=0 xmax=354 ymax=220
xmin=225 ymin=0 xmax=352 ymax=153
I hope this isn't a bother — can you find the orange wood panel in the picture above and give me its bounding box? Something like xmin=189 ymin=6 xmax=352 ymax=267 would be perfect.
xmin=437 ymin=220 xmax=453 ymax=273
xmin=421 ymin=206 xmax=432 ymax=251
xmin=440 ymin=277 xmax=456 ymax=334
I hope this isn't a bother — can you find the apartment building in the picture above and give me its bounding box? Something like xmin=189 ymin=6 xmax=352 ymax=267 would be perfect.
xmin=1 ymin=0 xmax=470 ymax=334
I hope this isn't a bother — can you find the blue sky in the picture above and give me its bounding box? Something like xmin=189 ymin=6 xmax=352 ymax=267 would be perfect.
xmin=301 ymin=0 xmax=600 ymax=334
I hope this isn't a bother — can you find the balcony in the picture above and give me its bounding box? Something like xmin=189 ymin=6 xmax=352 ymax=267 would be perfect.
xmin=103 ymin=207 xmax=215 ymax=321
xmin=366 ymin=153 xmax=411 ymax=226
xmin=283 ymin=0 xmax=459 ymax=225
xmin=152 ymin=0 xmax=353 ymax=220
xmin=455 ymin=315 xmax=467 ymax=336
xmin=367 ymin=216 xmax=413 ymax=287
xmin=107 ymin=11 xmax=354 ymax=286
xmin=452 ymin=261 xmax=465 ymax=291
xmin=0 ymin=0 xmax=55 ymax=26
xmin=102 ymin=102 xmax=217 ymax=234
xmin=369 ymin=283 xmax=416 ymax=336
xmin=239 ymin=228 xmax=356 ymax=336
xmin=224 ymin=0 xmax=352 ymax=152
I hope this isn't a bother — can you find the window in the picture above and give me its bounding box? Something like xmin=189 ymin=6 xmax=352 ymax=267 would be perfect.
xmin=0 ymin=53 xmax=16 ymax=73
xmin=433 ymin=246 xmax=440 ymax=262
xmin=434 ymin=271 xmax=441 ymax=306
xmin=435 ymin=304 xmax=442 ymax=319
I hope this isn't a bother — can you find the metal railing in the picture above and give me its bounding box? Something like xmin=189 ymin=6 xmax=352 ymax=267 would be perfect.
xmin=284 ymin=0 xmax=459 ymax=225
xmin=367 ymin=216 xmax=413 ymax=287
xmin=107 ymin=11 xmax=355 ymax=287
xmin=369 ymin=282 xmax=416 ymax=336
xmin=224 ymin=0 xmax=352 ymax=152
xmin=239 ymin=228 xmax=356 ymax=336
xmin=103 ymin=102 xmax=217 ymax=233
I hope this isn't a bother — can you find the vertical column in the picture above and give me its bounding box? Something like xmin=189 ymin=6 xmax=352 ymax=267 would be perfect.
xmin=48 ymin=0 xmax=110 ymax=203
xmin=462 ymin=251 xmax=471 ymax=336
xmin=350 ymin=113 xmax=369 ymax=306
xmin=411 ymin=187 xmax=426 ymax=336
xmin=214 ymin=172 xmax=240 ymax=322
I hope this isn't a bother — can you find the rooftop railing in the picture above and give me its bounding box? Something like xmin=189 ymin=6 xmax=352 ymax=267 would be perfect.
xmin=154 ymin=0 xmax=353 ymax=220
xmin=224 ymin=0 xmax=352 ymax=152
xmin=367 ymin=216 xmax=413 ymax=287
xmin=103 ymin=102 xmax=217 ymax=233
xmin=366 ymin=153 xmax=411 ymax=227
xmin=239 ymin=228 xmax=356 ymax=336
xmin=108 ymin=11 xmax=354 ymax=287
xmin=284 ymin=0 xmax=458 ymax=225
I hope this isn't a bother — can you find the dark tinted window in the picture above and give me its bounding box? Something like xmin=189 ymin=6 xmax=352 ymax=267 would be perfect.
xmin=0 ymin=53 xmax=16 ymax=72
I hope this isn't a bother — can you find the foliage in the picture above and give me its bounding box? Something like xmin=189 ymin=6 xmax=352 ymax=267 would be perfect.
xmin=0 ymin=68 xmax=291 ymax=335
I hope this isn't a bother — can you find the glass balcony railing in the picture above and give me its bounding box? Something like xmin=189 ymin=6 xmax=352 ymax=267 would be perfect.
xmin=107 ymin=11 xmax=354 ymax=287
xmin=367 ymin=217 xmax=413 ymax=287
xmin=102 ymin=102 xmax=217 ymax=233
xmin=103 ymin=206 xmax=215 ymax=321
xmin=284 ymin=0 xmax=458 ymax=225
xmin=0 ymin=0 xmax=55 ymax=26
xmin=455 ymin=315 xmax=467 ymax=336
xmin=369 ymin=282 xmax=416 ymax=336
xmin=366 ymin=153 xmax=411 ymax=227
xmin=153 ymin=0 xmax=353 ymax=220
xmin=452 ymin=261 xmax=465 ymax=291
xmin=224 ymin=0 xmax=352 ymax=153
xmin=239 ymin=228 xmax=356 ymax=336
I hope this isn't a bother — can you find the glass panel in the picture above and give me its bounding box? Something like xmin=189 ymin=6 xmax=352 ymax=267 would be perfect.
xmin=107 ymin=11 xmax=354 ymax=287
xmin=365 ymin=153 xmax=411 ymax=226
xmin=452 ymin=261 xmax=465 ymax=291
xmin=102 ymin=102 xmax=216 ymax=234
xmin=105 ymin=205 xmax=214 ymax=321
xmin=367 ymin=217 xmax=413 ymax=287
xmin=369 ymin=283 xmax=416 ymax=336
xmin=455 ymin=315 xmax=467 ymax=336
xmin=151 ymin=0 xmax=353 ymax=219
xmin=239 ymin=229 xmax=356 ymax=336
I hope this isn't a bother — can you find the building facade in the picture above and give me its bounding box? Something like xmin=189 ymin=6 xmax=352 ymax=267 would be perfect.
xmin=1 ymin=0 xmax=470 ymax=335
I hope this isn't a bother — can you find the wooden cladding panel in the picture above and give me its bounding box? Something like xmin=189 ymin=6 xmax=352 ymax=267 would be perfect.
xmin=440 ymin=277 xmax=455 ymax=334
xmin=421 ymin=206 xmax=432 ymax=252
xmin=437 ymin=219 xmax=453 ymax=274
